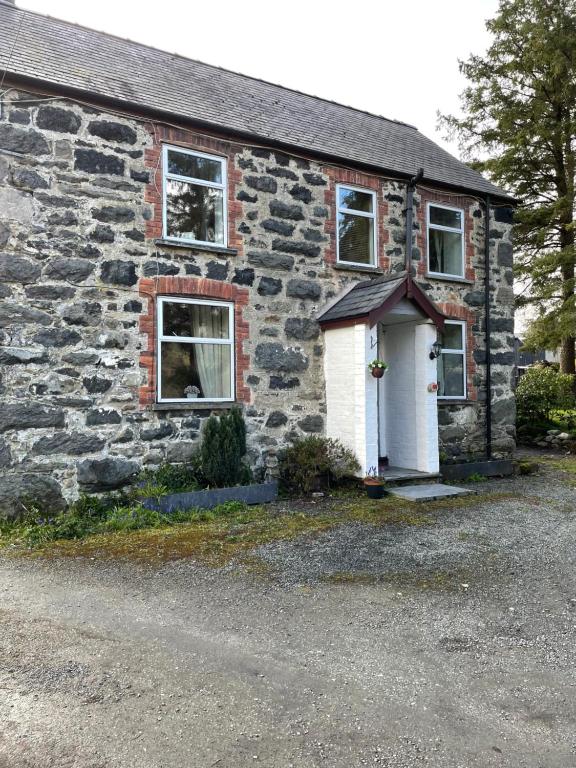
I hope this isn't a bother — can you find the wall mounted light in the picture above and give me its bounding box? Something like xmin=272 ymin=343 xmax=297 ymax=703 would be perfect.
xmin=429 ymin=340 xmax=442 ymax=360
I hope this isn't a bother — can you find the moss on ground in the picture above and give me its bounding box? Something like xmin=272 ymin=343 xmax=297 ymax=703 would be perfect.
xmin=539 ymin=455 xmax=576 ymax=485
xmin=9 ymin=491 xmax=521 ymax=567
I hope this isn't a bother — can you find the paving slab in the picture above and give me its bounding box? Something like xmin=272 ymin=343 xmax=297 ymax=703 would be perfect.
xmin=388 ymin=483 xmax=474 ymax=502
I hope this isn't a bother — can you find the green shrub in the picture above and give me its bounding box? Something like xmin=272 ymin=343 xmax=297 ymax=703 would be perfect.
xmin=138 ymin=461 xmax=201 ymax=494
xmin=279 ymin=436 xmax=360 ymax=495
xmin=200 ymin=407 xmax=252 ymax=488
xmin=516 ymin=366 xmax=575 ymax=423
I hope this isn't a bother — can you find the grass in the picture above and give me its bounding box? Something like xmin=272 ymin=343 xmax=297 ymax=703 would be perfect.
xmin=0 ymin=490 xmax=521 ymax=568
xmin=538 ymin=455 xmax=576 ymax=486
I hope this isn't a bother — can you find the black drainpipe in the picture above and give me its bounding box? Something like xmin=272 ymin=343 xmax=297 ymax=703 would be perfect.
xmin=484 ymin=195 xmax=492 ymax=459
xmin=405 ymin=168 xmax=424 ymax=272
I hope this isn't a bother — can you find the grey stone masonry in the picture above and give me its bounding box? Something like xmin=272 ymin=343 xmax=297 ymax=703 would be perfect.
xmin=0 ymin=86 xmax=514 ymax=515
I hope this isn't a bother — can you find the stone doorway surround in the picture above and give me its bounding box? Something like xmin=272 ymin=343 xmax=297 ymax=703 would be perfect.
xmin=317 ymin=272 xmax=446 ymax=476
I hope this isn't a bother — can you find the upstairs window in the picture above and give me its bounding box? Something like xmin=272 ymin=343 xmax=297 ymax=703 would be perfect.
xmin=437 ymin=321 xmax=466 ymax=399
xmin=427 ymin=203 xmax=464 ymax=278
xmin=162 ymin=146 xmax=227 ymax=246
xmin=336 ymin=185 xmax=377 ymax=267
xmin=157 ymin=297 xmax=234 ymax=403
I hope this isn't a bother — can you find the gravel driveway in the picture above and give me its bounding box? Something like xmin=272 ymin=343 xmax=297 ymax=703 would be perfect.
xmin=1 ymin=462 xmax=575 ymax=767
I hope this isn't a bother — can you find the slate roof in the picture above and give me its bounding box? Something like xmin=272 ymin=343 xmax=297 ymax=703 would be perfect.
xmin=317 ymin=272 xmax=446 ymax=328
xmin=0 ymin=3 xmax=512 ymax=201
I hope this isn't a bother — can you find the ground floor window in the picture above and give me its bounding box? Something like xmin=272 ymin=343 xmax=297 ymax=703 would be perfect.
xmin=157 ymin=296 xmax=234 ymax=403
xmin=437 ymin=320 xmax=466 ymax=399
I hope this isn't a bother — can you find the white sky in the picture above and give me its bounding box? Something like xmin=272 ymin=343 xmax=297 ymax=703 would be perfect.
xmin=17 ymin=0 xmax=499 ymax=157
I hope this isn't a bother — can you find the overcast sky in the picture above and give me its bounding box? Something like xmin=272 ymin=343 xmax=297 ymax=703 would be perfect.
xmin=18 ymin=0 xmax=499 ymax=158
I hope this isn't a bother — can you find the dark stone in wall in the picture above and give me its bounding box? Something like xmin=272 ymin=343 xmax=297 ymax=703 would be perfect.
xmin=11 ymin=168 xmax=49 ymax=191
xmin=255 ymin=343 xmax=309 ymax=372
xmin=92 ymin=206 xmax=135 ymax=223
xmin=232 ymin=268 xmax=255 ymax=286
xmin=77 ymin=457 xmax=140 ymax=492
xmin=269 ymin=375 xmax=300 ymax=390
xmin=36 ymin=193 xmax=77 ymax=209
xmin=83 ymin=375 xmax=112 ymax=394
xmin=492 ymin=397 xmax=515 ymax=424
xmin=141 ymin=422 xmax=174 ymax=441
xmin=464 ymin=290 xmax=485 ymax=307
xmin=286 ymin=279 xmax=321 ymax=300
xmin=258 ymin=276 xmax=282 ymax=296
xmin=303 ymin=173 xmax=326 ymax=186
xmin=0 ymin=347 xmax=48 ymax=365
xmin=143 ymin=261 xmax=179 ymax=277
xmin=269 ymin=200 xmax=304 ymax=220
xmin=0 ymin=474 xmax=66 ymax=520
xmin=285 ymin=318 xmax=320 ymax=341
xmin=62 ymin=352 xmax=100 ymax=365
xmin=261 ymin=218 xmax=295 ymax=236
xmin=124 ymin=229 xmax=145 ymax=242
xmin=0 ymin=124 xmax=50 ymax=155
xmin=123 ymin=300 xmax=142 ymax=313
xmin=49 ymin=210 xmax=78 ymax=227
xmin=0 ymin=302 xmax=51 ymax=327
xmin=247 ymin=250 xmax=294 ymax=271
xmin=101 ymin=260 xmax=137 ymax=286
xmin=0 ymin=439 xmax=11 ymax=468
xmin=87 ymin=120 xmax=137 ymax=144
xmin=489 ymin=229 xmax=503 ymax=240
xmin=9 ymin=109 xmax=30 ymax=125
xmin=491 ymin=352 xmax=515 ymax=366
xmin=247 ymin=375 xmax=260 ymax=386
xmin=289 ymin=185 xmax=312 ymax=203
xmin=91 ymin=224 xmax=115 ymax=243
xmin=33 ymin=328 xmax=82 ymax=348
xmin=62 ymin=302 xmax=102 ymax=327
xmin=37 ymin=105 xmax=81 ymax=134
xmin=206 ymin=260 xmax=229 ymax=280
xmin=272 ymin=239 xmax=320 ymax=258
xmin=266 ymin=411 xmax=288 ymax=428
xmin=32 ymin=431 xmax=105 ymax=456
xmin=497 ymin=241 xmax=513 ymax=267
xmin=313 ymin=206 xmax=328 ymax=218
xmin=237 ymin=190 xmax=257 ymax=203
xmin=494 ymin=206 xmax=514 ymax=224
xmin=0 ymin=402 xmax=65 ymax=432
xmin=86 ymin=408 xmax=122 ymax=425
xmin=266 ymin=166 xmax=298 ymax=180
xmin=130 ymin=169 xmax=150 ymax=183
xmin=0 ymin=253 xmax=41 ymax=283
xmin=238 ymin=157 xmax=256 ymax=170
xmin=385 ymin=193 xmax=404 ymax=204
xmin=0 ymin=222 xmax=9 ymax=248
xmin=45 ymin=258 xmax=95 ymax=282
xmin=245 ymin=176 xmax=277 ymax=194
xmin=298 ymin=415 xmax=324 ymax=433
xmin=302 ymin=228 xmax=326 ymax=243
xmin=75 ymin=149 xmax=125 ymax=176
xmin=490 ymin=317 xmax=514 ymax=333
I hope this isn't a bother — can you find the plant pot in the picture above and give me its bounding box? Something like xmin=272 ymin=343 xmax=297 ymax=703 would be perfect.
xmin=186 ymin=393 xmax=198 ymax=399
xmin=365 ymin=483 xmax=385 ymax=499
xmin=371 ymin=368 xmax=385 ymax=379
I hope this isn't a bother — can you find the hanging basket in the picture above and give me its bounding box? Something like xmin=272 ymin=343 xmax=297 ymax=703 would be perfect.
xmin=371 ymin=367 xmax=385 ymax=379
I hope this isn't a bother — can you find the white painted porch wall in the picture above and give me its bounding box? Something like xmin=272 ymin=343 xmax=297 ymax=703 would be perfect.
xmin=383 ymin=324 xmax=417 ymax=469
xmin=324 ymin=323 xmax=376 ymax=475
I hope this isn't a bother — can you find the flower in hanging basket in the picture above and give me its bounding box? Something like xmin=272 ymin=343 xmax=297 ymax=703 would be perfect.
xmin=368 ymin=359 xmax=388 ymax=378
xmin=184 ymin=385 xmax=200 ymax=399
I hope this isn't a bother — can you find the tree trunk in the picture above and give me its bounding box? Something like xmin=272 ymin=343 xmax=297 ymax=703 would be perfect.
xmin=559 ymin=335 xmax=575 ymax=374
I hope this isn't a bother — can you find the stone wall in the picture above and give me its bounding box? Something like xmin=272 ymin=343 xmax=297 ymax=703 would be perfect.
xmin=0 ymin=85 xmax=514 ymax=514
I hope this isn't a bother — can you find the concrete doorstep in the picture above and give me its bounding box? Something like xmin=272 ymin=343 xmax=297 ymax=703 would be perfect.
xmin=388 ymin=483 xmax=474 ymax=502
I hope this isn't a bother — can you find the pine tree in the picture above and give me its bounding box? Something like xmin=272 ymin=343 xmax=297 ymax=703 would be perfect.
xmin=440 ymin=0 xmax=576 ymax=373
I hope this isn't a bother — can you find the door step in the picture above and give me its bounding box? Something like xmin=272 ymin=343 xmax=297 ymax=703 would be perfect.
xmin=388 ymin=483 xmax=474 ymax=502
xmin=380 ymin=466 xmax=441 ymax=486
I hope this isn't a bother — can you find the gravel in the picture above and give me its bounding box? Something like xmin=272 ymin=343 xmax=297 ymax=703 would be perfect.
xmin=0 ymin=463 xmax=575 ymax=767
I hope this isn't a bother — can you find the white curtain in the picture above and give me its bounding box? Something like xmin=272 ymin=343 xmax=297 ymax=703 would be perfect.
xmin=194 ymin=306 xmax=230 ymax=398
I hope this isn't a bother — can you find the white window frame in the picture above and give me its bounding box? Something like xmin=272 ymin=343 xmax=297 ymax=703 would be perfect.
xmin=156 ymin=296 xmax=235 ymax=404
xmin=427 ymin=202 xmax=465 ymax=279
xmin=437 ymin=319 xmax=467 ymax=401
xmin=336 ymin=183 xmax=377 ymax=268
xmin=162 ymin=144 xmax=228 ymax=247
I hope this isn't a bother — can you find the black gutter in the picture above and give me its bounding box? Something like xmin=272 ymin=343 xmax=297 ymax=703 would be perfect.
xmin=405 ymin=168 xmax=424 ymax=271
xmin=1 ymin=73 xmax=517 ymax=205
xmin=484 ymin=195 xmax=492 ymax=460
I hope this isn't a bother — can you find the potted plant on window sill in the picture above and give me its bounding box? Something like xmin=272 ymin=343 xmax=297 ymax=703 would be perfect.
xmin=184 ymin=385 xmax=200 ymax=399
xmin=368 ymin=360 xmax=388 ymax=379
xmin=363 ymin=467 xmax=387 ymax=499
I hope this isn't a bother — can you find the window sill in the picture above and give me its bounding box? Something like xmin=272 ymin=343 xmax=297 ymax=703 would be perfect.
xmin=425 ymin=273 xmax=474 ymax=285
xmin=152 ymin=402 xmax=235 ymax=411
xmin=437 ymin=399 xmax=475 ymax=406
xmin=155 ymin=239 xmax=238 ymax=257
xmin=333 ymin=263 xmax=384 ymax=275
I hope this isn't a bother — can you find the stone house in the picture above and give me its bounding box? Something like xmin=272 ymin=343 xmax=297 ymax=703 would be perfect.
xmin=0 ymin=2 xmax=516 ymax=513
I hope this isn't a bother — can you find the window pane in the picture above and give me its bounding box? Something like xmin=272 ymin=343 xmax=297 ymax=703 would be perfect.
xmin=440 ymin=323 xmax=463 ymax=350
xmin=438 ymin=352 xmax=465 ymax=397
xmin=430 ymin=206 xmax=461 ymax=229
xmin=167 ymin=150 xmax=222 ymax=183
xmin=428 ymin=229 xmax=463 ymax=275
xmin=166 ymin=180 xmax=224 ymax=243
xmin=338 ymin=212 xmax=374 ymax=264
xmin=338 ymin=187 xmax=374 ymax=213
xmin=163 ymin=302 xmax=229 ymax=339
xmin=160 ymin=341 xmax=231 ymax=399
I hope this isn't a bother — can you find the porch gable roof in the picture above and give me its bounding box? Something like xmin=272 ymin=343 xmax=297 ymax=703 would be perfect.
xmin=317 ymin=272 xmax=446 ymax=330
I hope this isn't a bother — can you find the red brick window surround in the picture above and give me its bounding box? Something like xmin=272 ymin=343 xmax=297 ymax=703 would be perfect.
xmin=138 ymin=277 xmax=250 ymax=408
xmin=323 ymin=167 xmax=390 ymax=271
xmin=415 ymin=190 xmax=476 ymax=282
xmin=437 ymin=302 xmax=478 ymax=402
